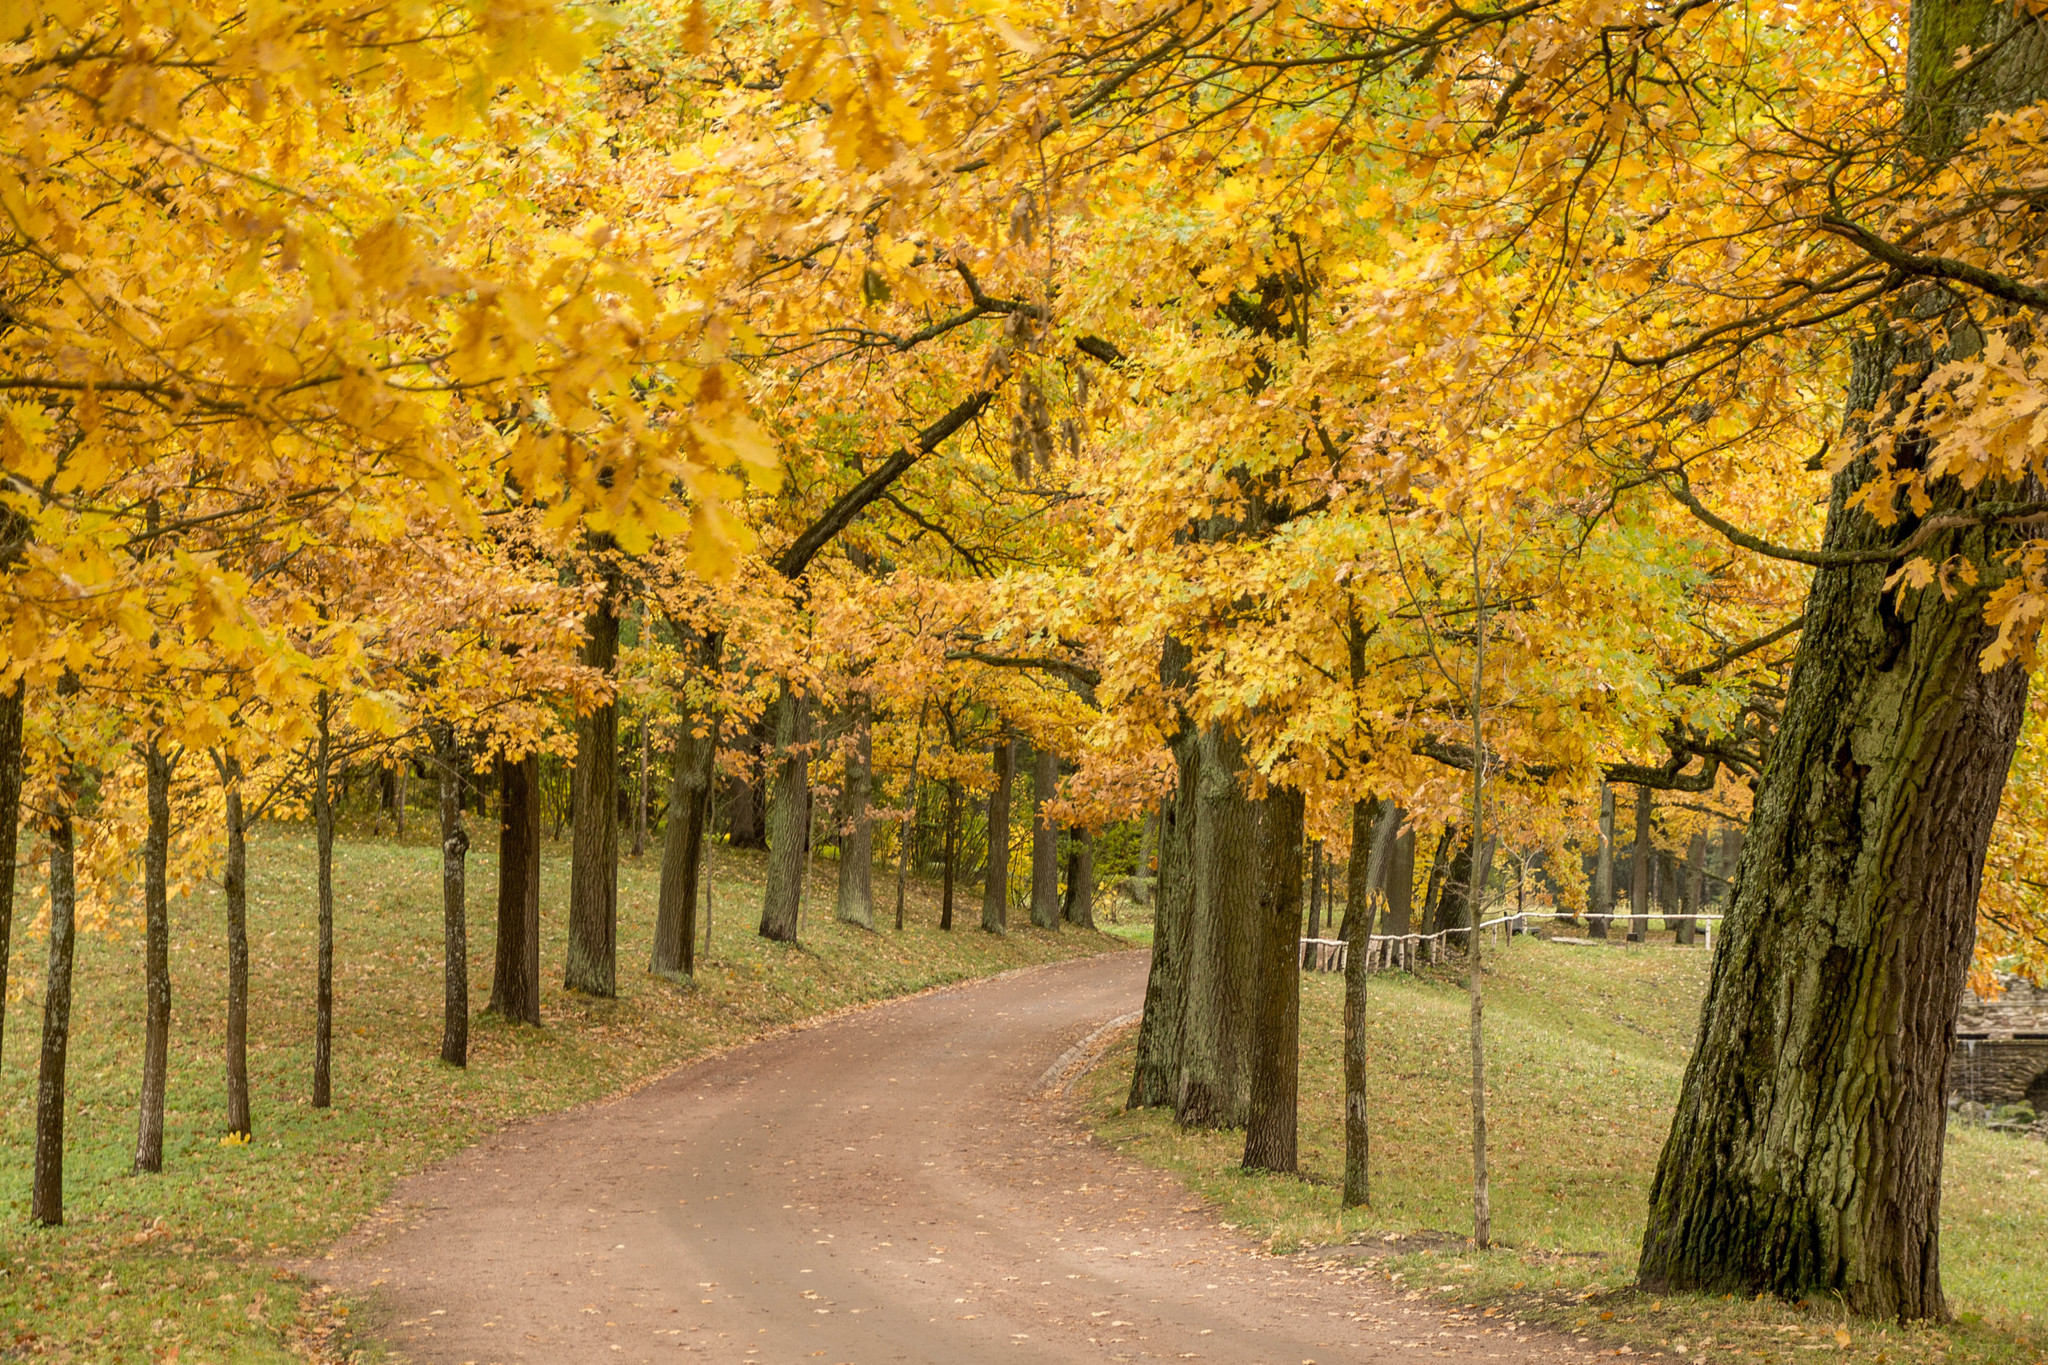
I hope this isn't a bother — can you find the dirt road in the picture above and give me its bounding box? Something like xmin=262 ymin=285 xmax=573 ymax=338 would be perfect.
xmin=318 ymin=950 xmax=1577 ymax=1363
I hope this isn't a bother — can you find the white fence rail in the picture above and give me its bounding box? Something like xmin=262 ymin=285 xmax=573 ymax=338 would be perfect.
xmin=1298 ymin=910 xmax=1725 ymax=973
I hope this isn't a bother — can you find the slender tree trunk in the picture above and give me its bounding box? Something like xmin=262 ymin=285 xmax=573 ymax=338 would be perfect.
xmin=1028 ymin=743 xmax=1060 ymax=930
xmin=1244 ymin=788 xmax=1304 ymax=1174
xmin=980 ymin=739 xmax=1014 ymax=935
xmin=221 ymin=761 xmax=252 ymax=1134
xmin=435 ymin=726 xmax=470 ymax=1067
xmin=1591 ymin=783 xmax=1616 ymax=938
xmin=896 ymin=702 xmax=927 ymax=931
xmin=1468 ymin=529 xmax=1491 ymax=1248
xmin=394 ymin=763 xmax=408 ymax=840
xmin=723 ymin=712 xmax=772 ymax=850
xmin=1062 ymin=827 xmax=1096 ymax=928
xmin=939 ymin=778 xmax=960 ymax=930
xmin=1678 ymin=833 xmax=1704 ymax=946
xmin=633 ymin=712 xmax=649 ymax=859
xmin=1656 ymin=846 xmax=1680 ymax=942
xmin=836 ymin=694 xmax=875 ymax=930
xmin=700 ymin=793 xmax=716 ymax=960
xmin=1641 ymin=5 xmax=2048 ymax=1318
xmin=0 ymin=677 xmax=22 ymax=1068
xmin=653 ymin=717 xmax=716 ymax=975
xmin=567 ymin=591 xmax=621 ymax=994
xmin=1305 ymin=840 xmax=1324 ymax=941
xmin=32 ymin=801 xmax=77 ymax=1226
xmin=134 ymin=741 xmax=175 ymax=1173
xmin=490 ymin=755 xmax=542 ymax=1024
xmin=313 ymin=693 xmax=336 ymax=1109
xmin=1342 ymin=797 xmax=1390 ymax=1207
xmin=1176 ymin=725 xmax=1261 ymax=1129
xmin=759 ymin=687 xmax=812 ymax=943
xmin=1629 ymin=786 xmax=1652 ymax=941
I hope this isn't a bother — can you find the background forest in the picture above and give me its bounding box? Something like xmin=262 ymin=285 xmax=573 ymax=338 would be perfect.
xmin=5 ymin=0 xmax=2048 ymax=1358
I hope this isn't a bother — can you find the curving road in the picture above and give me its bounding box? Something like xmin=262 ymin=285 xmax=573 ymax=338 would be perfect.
xmin=318 ymin=951 xmax=1577 ymax=1363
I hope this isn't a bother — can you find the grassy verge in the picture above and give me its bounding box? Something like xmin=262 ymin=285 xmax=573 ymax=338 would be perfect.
xmin=1079 ymin=935 xmax=2048 ymax=1365
xmin=0 ymin=828 xmax=1123 ymax=1363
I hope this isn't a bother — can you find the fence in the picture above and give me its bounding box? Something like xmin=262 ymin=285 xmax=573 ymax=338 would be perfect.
xmin=1298 ymin=910 xmax=1724 ymax=973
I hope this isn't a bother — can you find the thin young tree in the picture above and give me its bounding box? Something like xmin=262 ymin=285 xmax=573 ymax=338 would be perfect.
xmin=132 ymin=738 xmax=177 ymax=1172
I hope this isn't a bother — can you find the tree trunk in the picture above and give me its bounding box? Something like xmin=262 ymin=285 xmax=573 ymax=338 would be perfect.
xmin=0 ymin=677 xmax=22 ymax=1068
xmin=32 ymin=801 xmax=76 ymax=1226
xmin=1028 ymin=743 xmax=1060 ymax=930
xmin=1380 ymin=818 xmax=1415 ymax=940
xmin=633 ymin=712 xmax=649 ymax=859
xmin=723 ymin=712 xmax=772 ymax=850
xmin=1426 ymin=830 xmax=1473 ymax=939
xmin=836 ymin=695 xmax=875 ymax=930
xmin=1591 ymin=782 xmax=1616 ymax=938
xmin=490 ymin=755 xmax=542 ymax=1024
xmin=1305 ymin=840 xmax=1324 ymax=941
xmin=1678 ymin=833 xmax=1704 ymax=946
xmin=436 ymin=726 xmax=470 ymax=1067
xmin=939 ymin=778 xmax=960 ymax=930
xmin=1342 ymin=797 xmax=1390 ymax=1207
xmin=134 ymin=741 xmax=175 ymax=1173
xmin=1640 ymin=6 xmax=2048 ymax=1318
xmin=1629 ymin=786 xmax=1652 ymax=942
xmin=1062 ymin=827 xmax=1096 ymax=929
xmin=1656 ymin=845 xmax=1681 ymax=943
xmin=394 ymin=762 xmax=408 ymax=840
xmin=1129 ymin=720 xmax=1200 ymax=1109
xmin=1133 ymin=808 xmax=1159 ymax=906
xmin=567 ymin=594 xmax=621 ymax=994
xmin=1175 ymin=725 xmax=1261 ymax=1129
xmin=896 ymin=701 xmax=926 ymax=931
xmin=653 ymin=716 xmax=716 ymax=974
xmin=759 ymin=687 xmax=812 ymax=943
xmin=222 ymin=761 xmax=252 ymax=1134
xmin=980 ymin=739 xmax=1014 ymax=935
xmin=313 ymin=693 xmax=336 ymax=1109
xmin=1244 ymin=788 xmax=1304 ymax=1174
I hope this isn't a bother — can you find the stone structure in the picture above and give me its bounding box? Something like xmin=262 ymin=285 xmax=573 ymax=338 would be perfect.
xmin=1953 ymin=974 xmax=2048 ymax=1110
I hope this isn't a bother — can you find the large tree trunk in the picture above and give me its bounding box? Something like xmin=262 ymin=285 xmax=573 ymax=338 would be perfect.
xmin=133 ymin=741 xmax=174 ymax=1173
xmin=1175 ymin=725 xmax=1260 ymax=1129
xmin=566 ymin=594 xmax=621 ymax=995
xmin=654 ymin=717 xmax=716 ymax=973
xmin=1243 ymin=789 xmax=1304 ymax=1173
xmin=1061 ymin=827 xmax=1096 ymax=929
xmin=1379 ymin=817 xmax=1415 ymax=940
xmin=758 ymin=687 xmax=813 ymax=943
xmin=0 ymin=677 xmax=21 ymax=1068
xmin=312 ymin=694 xmax=336 ymax=1109
xmin=32 ymin=800 xmax=77 ymax=1226
xmin=1027 ymin=743 xmax=1060 ymax=930
xmin=435 ymin=726 xmax=470 ymax=1067
xmin=1128 ymin=723 xmax=1200 ymax=1109
xmin=490 ymin=755 xmax=542 ymax=1023
xmin=1425 ymin=830 xmax=1472 ymax=938
xmin=980 ymin=739 xmax=1014 ymax=935
xmin=836 ymin=695 xmax=875 ymax=930
xmin=1640 ymin=5 xmax=2047 ymax=1318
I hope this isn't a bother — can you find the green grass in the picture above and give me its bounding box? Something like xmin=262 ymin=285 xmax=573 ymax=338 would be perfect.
xmin=0 ymin=828 xmax=1122 ymax=1363
xmin=1079 ymin=935 xmax=2048 ymax=1365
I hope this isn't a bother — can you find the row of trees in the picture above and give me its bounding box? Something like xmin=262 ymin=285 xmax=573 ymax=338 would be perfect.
xmin=6 ymin=0 xmax=2048 ymax=1331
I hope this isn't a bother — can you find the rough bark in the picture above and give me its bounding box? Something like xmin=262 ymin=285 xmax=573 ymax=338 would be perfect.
xmin=980 ymin=739 xmax=1014 ymax=935
xmin=1678 ymin=833 xmax=1705 ymax=946
xmin=1628 ymin=786 xmax=1652 ymax=941
xmin=32 ymin=801 xmax=76 ymax=1226
xmin=490 ymin=754 xmax=543 ymax=1024
xmin=1175 ymin=725 xmax=1260 ymax=1129
xmin=0 ymin=677 xmax=21 ymax=1068
xmin=1426 ymin=831 xmax=1473 ymax=940
xmin=1244 ymin=788 xmax=1304 ymax=1174
xmin=436 ymin=726 xmax=470 ymax=1067
xmin=939 ymin=778 xmax=960 ymax=930
xmin=1305 ymin=840 xmax=1325 ymax=941
xmin=1028 ymin=743 xmax=1061 ymax=930
xmin=222 ymin=762 xmax=252 ymax=1134
xmin=312 ymin=694 xmax=336 ymax=1109
xmin=1639 ymin=5 xmax=2048 ymax=1318
xmin=835 ymin=696 xmax=875 ymax=930
xmin=1129 ymin=718 xmax=1200 ymax=1109
xmin=1380 ymin=819 xmax=1415 ymax=940
xmin=566 ymin=593 xmax=621 ymax=994
xmin=1342 ymin=797 xmax=1389 ymax=1207
xmin=1591 ymin=782 xmax=1616 ymax=938
xmin=1061 ymin=827 xmax=1096 ymax=929
xmin=133 ymin=741 xmax=174 ymax=1173
xmin=653 ymin=717 xmax=716 ymax=974
xmin=758 ymin=687 xmax=812 ymax=943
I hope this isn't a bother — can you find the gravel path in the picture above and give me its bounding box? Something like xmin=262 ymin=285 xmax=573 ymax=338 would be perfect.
xmin=316 ymin=949 xmax=1580 ymax=1364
